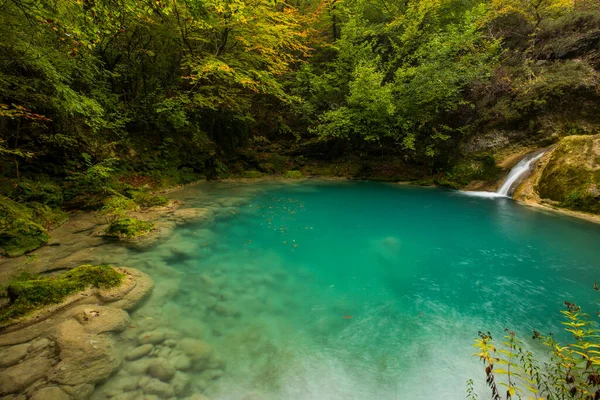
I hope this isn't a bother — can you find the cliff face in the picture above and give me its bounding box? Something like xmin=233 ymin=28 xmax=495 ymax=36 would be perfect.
xmin=515 ymin=134 xmax=600 ymax=215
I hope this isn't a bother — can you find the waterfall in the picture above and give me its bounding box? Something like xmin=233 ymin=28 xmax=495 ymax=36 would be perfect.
xmin=496 ymin=151 xmax=545 ymax=196
xmin=461 ymin=150 xmax=545 ymax=198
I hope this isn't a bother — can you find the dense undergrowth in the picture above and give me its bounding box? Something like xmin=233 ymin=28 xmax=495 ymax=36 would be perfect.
xmin=0 ymin=264 xmax=124 ymax=323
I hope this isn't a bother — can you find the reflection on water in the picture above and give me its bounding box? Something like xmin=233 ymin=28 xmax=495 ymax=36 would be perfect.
xmin=87 ymin=181 xmax=600 ymax=399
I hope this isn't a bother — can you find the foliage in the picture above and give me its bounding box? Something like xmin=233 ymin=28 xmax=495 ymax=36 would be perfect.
xmin=284 ymin=170 xmax=304 ymax=179
xmin=473 ymin=294 xmax=600 ymax=399
xmin=99 ymin=195 xmax=138 ymax=224
xmin=0 ymin=0 xmax=599 ymax=197
xmin=0 ymin=265 xmax=124 ymax=323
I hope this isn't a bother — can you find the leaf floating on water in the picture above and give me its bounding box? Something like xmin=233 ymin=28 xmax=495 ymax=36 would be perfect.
xmin=343 ymin=316 xmax=353 ymax=319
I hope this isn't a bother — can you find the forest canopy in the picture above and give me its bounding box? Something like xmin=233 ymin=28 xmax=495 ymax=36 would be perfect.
xmin=1 ymin=0 xmax=599 ymax=187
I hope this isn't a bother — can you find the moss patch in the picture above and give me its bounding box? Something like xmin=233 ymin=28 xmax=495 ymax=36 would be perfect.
xmin=130 ymin=191 xmax=169 ymax=207
xmin=536 ymin=134 xmax=600 ymax=214
xmin=0 ymin=195 xmax=53 ymax=257
xmin=439 ymin=154 xmax=503 ymax=189
xmin=0 ymin=265 xmax=124 ymax=323
xmin=106 ymin=217 xmax=155 ymax=239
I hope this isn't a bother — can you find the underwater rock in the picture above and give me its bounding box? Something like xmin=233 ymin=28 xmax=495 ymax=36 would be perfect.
xmin=171 ymin=371 xmax=190 ymax=396
xmin=170 ymin=207 xmax=211 ymax=223
xmin=0 ymin=343 xmax=30 ymax=368
xmin=177 ymin=338 xmax=214 ymax=370
xmin=111 ymin=390 xmax=144 ymax=400
xmin=156 ymin=345 xmax=172 ymax=358
xmin=109 ymin=268 xmax=154 ymax=310
xmin=28 ymin=338 xmax=51 ymax=353
xmin=59 ymin=383 xmax=94 ymax=399
xmin=147 ymin=357 xmax=176 ymax=382
xmin=138 ymin=330 xmax=166 ymax=345
xmin=126 ymin=344 xmax=154 ymax=361
xmin=0 ymin=351 xmax=56 ymax=395
xmin=188 ymin=394 xmax=211 ymax=400
xmin=139 ymin=376 xmax=175 ymax=397
xmin=72 ymin=305 xmax=130 ymax=334
xmin=49 ymin=319 xmax=122 ymax=385
xmin=212 ymin=303 xmax=241 ymax=317
xmin=124 ymin=357 xmax=153 ymax=375
xmin=97 ymin=375 xmax=140 ymax=396
xmin=29 ymin=386 xmax=69 ymax=400
xmin=170 ymin=353 xmax=192 ymax=371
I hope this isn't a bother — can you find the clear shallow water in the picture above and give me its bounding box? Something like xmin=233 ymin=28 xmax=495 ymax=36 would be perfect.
xmin=94 ymin=181 xmax=600 ymax=399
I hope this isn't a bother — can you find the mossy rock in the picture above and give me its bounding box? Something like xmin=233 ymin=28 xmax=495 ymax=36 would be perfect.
xmin=130 ymin=191 xmax=169 ymax=207
xmin=106 ymin=217 xmax=155 ymax=239
xmin=442 ymin=154 xmax=503 ymax=188
xmin=536 ymin=134 xmax=600 ymax=214
xmin=1 ymin=265 xmax=124 ymax=323
xmin=283 ymin=170 xmax=304 ymax=179
xmin=0 ymin=196 xmax=50 ymax=257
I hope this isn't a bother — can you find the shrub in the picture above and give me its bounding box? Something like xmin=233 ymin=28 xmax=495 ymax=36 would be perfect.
xmin=99 ymin=195 xmax=138 ymax=224
xmin=473 ymin=297 xmax=600 ymax=399
xmin=283 ymin=170 xmax=304 ymax=179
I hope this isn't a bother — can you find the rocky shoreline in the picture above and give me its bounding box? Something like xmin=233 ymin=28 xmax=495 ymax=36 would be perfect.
xmin=0 ymin=268 xmax=154 ymax=399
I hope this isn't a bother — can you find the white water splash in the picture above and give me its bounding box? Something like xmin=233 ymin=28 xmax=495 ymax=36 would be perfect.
xmin=496 ymin=152 xmax=545 ymax=196
xmin=462 ymin=151 xmax=545 ymax=199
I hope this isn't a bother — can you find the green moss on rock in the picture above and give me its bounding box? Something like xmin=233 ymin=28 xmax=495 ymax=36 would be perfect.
xmin=106 ymin=217 xmax=154 ymax=239
xmin=0 ymin=196 xmax=50 ymax=257
xmin=441 ymin=154 xmax=503 ymax=188
xmin=1 ymin=265 xmax=124 ymax=322
xmin=130 ymin=191 xmax=169 ymax=207
xmin=536 ymin=134 xmax=600 ymax=214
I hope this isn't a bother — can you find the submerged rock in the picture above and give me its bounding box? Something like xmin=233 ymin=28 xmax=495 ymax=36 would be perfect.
xmin=170 ymin=353 xmax=192 ymax=371
xmin=0 ymin=343 xmax=30 ymax=368
xmin=29 ymin=386 xmax=69 ymax=400
xmin=126 ymin=344 xmax=154 ymax=361
xmin=72 ymin=305 xmax=130 ymax=334
xmin=147 ymin=357 xmax=176 ymax=382
xmin=138 ymin=330 xmax=166 ymax=345
xmin=49 ymin=319 xmax=122 ymax=385
xmin=139 ymin=376 xmax=175 ymax=397
xmin=60 ymin=383 xmax=95 ymax=399
xmin=171 ymin=371 xmax=190 ymax=396
xmin=177 ymin=338 xmax=214 ymax=370
xmin=0 ymin=352 xmax=56 ymax=395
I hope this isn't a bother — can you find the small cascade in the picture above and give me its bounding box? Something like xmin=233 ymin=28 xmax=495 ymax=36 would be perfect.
xmin=496 ymin=151 xmax=545 ymax=196
xmin=462 ymin=150 xmax=545 ymax=199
